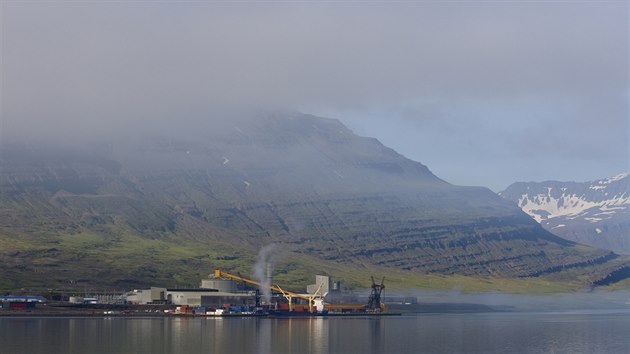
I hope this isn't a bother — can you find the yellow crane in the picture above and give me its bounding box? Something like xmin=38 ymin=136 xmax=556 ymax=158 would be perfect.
xmin=275 ymin=283 xmax=324 ymax=313
xmin=213 ymin=269 xmax=383 ymax=314
xmin=213 ymin=269 xmax=328 ymax=313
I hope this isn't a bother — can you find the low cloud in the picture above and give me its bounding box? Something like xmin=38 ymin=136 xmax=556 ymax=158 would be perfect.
xmin=2 ymin=2 xmax=626 ymax=187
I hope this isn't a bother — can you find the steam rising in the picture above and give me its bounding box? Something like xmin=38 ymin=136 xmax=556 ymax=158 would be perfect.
xmin=253 ymin=244 xmax=278 ymax=304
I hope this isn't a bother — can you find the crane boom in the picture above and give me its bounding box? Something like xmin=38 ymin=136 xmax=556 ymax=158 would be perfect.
xmin=214 ymin=269 xmax=378 ymax=313
xmin=213 ymin=269 xmax=318 ymax=302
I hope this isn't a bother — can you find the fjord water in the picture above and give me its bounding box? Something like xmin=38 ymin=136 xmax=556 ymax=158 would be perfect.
xmin=2 ymin=311 xmax=629 ymax=354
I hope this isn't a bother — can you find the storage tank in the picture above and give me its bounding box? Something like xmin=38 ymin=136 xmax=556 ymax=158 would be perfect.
xmin=200 ymin=278 xmax=237 ymax=292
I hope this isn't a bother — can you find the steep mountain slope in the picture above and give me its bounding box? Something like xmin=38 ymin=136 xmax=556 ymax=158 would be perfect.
xmin=1 ymin=112 xmax=626 ymax=289
xmin=500 ymin=174 xmax=630 ymax=254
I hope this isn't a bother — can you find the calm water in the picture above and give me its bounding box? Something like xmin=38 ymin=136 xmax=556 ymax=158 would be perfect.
xmin=2 ymin=311 xmax=629 ymax=354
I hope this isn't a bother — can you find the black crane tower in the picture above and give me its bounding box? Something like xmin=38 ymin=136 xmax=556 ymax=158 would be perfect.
xmin=367 ymin=276 xmax=385 ymax=311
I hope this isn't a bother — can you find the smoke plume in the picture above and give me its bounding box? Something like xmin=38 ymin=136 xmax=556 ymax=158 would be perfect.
xmin=252 ymin=244 xmax=278 ymax=304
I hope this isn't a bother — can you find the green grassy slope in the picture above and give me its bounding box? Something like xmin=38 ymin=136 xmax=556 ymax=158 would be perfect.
xmin=1 ymin=222 xmax=626 ymax=294
xmin=1 ymin=113 xmax=628 ymax=293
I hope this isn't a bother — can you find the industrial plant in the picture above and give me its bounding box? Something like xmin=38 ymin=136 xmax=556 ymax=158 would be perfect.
xmin=1 ymin=271 xmax=394 ymax=317
xmin=123 ymin=270 xmax=390 ymax=316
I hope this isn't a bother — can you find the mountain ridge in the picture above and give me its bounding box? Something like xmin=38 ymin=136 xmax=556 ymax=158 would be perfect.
xmin=500 ymin=173 xmax=629 ymax=254
xmin=1 ymin=112 xmax=628 ymax=290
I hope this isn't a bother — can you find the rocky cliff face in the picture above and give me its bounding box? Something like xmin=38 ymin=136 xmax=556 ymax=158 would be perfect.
xmin=0 ymin=112 xmax=625 ymax=288
xmin=500 ymin=174 xmax=630 ymax=254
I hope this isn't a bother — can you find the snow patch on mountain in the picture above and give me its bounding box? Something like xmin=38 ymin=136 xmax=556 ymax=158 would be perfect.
xmin=599 ymin=173 xmax=628 ymax=184
xmin=517 ymin=191 xmax=628 ymax=223
xmin=500 ymin=173 xmax=630 ymax=254
xmin=502 ymin=173 xmax=629 ymax=223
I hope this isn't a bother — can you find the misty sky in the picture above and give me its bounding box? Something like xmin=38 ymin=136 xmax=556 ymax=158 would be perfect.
xmin=2 ymin=1 xmax=628 ymax=191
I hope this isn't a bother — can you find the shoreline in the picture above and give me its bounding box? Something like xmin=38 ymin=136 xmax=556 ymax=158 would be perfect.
xmin=0 ymin=302 xmax=507 ymax=317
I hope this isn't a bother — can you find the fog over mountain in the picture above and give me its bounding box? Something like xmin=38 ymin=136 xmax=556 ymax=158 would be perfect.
xmin=2 ymin=112 xmax=628 ymax=289
xmin=1 ymin=2 xmax=628 ymax=289
xmin=3 ymin=2 xmax=627 ymax=190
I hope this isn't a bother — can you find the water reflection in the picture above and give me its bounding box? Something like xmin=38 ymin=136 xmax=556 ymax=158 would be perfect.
xmin=368 ymin=318 xmax=384 ymax=354
xmin=1 ymin=311 xmax=629 ymax=354
xmin=256 ymin=317 xmax=271 ymax=354
xmin=309 ymin=318 xmax=328 ymax=354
